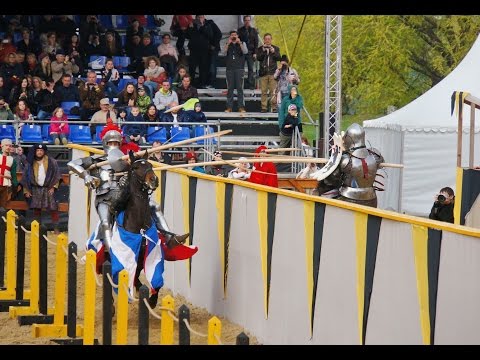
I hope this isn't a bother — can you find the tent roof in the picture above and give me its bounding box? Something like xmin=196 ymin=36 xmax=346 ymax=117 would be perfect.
xmin=364 ymin=34 xmax=480 ymax=131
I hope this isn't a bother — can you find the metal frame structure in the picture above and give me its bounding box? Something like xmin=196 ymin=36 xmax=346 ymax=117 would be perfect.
xmin=323 ymin=15 xmax=342 ymax=157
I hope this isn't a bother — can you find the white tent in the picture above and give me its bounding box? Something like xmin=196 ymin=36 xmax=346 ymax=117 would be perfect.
xmin=364 ymin=34 xmax=480 ymax=216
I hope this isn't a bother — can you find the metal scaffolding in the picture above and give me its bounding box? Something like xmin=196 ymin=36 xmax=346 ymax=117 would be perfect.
xmin=323 ymin=15 xmax=342 ymax=157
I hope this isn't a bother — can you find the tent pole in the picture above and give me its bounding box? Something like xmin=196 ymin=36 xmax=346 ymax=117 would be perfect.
xmin=458 ymin=106 xmax=463 ymax=168
xmin=470 ymin=105 xmax=475 ymax=169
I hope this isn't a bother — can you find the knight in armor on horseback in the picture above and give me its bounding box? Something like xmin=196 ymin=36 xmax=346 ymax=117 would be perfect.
xmin=67 ymin=127 xmax=189 ymax=253
xmin=313 ymin=123 xmax=384 ymax=207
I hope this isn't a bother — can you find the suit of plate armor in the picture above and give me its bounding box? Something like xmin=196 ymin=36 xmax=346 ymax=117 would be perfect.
xmin=334 ymin=123 xmax=384 ymax=207
xmin=67 ymin=130 xmax=188 ymax=252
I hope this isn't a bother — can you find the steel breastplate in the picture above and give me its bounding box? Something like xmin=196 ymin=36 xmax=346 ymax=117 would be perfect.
xmin=339 ymin=155 xmax=379 ymax=200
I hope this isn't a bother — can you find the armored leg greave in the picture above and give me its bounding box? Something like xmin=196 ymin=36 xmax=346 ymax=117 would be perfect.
xmin=149 ymin=199 xmax=189 ymax=248
xmin=97 ymin=202 xmax=113 ymax=252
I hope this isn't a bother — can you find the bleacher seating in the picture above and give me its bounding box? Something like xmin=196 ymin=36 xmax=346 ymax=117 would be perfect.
xmin=95 ymin=125 xmax=105 ymax=142
xmin=61 ymin=101 xmax=80 ymax=120
xmin=88 ymin=55 xmax=107 ymax=70
xmin=170 ymin=126 xmax=191 ymax=142
xmin=146 ymin=15 xmax=156 ymax=29
xmin=113 ymin=56 xmax=131 ymax=72
xmin=99 ymin=15 xmax=113 ymax=29
xmin=69 ymin=125 xmax=92 ymax=144
xmin=0 ymin=125 xmax=16 ymax=142
xmin=21 ymin=125 xmax=43 ymax=143
xmin=147 ymin=126 xmax=167 ymax=143
xmin=113 ymin=15 xmax=129 ymax=29
xmin=194 ymin=125 xmax=217 ymax=144
xmin=41 ymin=125 xmax=51 ymax=143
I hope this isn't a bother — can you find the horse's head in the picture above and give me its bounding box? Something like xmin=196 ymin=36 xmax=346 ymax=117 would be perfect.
xmin=129 ymin=150 xmax=159 ymax=192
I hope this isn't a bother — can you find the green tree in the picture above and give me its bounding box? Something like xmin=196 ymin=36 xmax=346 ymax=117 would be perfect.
xmin=255 ymin=15 xmax=480 ymax=124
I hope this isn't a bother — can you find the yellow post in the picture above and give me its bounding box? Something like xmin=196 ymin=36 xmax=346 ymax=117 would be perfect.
xmin=116 ymin=269 xmax=129 ymax=345
xmin=32 ymin=233 xmax=82 ymax=338
xmin=0 ymin=210 xmax=16 ymax=300
xmin=52 ymin=234 xmax=67 ymax=326
xmin=207 ymin=316 xmax=222 ymax=345
xmin=160 ymin=294 xmax=174 ymax=345
xmin=9 ymin=221 xmax=39 ymax=317
xmin=83 ymin=249 xmax=97 ymax=345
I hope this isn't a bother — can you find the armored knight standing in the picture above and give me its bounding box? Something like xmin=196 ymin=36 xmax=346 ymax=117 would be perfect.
xmin=67 ymin=128 xmax=188 ymax=253
xmin=313 ymin=123 xmax=384 ymax=207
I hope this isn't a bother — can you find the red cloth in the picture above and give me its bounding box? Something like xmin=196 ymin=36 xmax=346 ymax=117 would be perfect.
xmin=120 ymin=141 xmax=140 ymax=155
xmin=247 ymin=145 xmax=278 ymax=187
xmin=159 ymin=233 xmax=198 ymax=261
xmin=171 ymin=15 xmax=194 ymax=31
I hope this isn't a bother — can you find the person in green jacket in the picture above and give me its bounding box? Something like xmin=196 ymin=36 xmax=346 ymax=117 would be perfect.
xmin=278 ymin=84 xmax=304 ymax=129
xmin=135 ymin=87 xmax=152 ymax=114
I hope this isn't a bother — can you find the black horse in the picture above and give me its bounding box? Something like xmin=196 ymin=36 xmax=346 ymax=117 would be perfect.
xmin=121 ymin=150 xmax=161 ymax=307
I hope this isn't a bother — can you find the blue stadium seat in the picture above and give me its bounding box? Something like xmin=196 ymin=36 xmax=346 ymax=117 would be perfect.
xmin=88 ymin=55 xmax=107 ymax=70
xmin=42 ymin=125 xmax=51 ymax=142
xmin=99 ymin=15 xmax=113 ymax=29
xmin=61 ymin=101 xmax=80 ymax=120
xmin=21 ymin=124 xmax=43 ymax=142
xmin=113 ymin=15 xmax=129 ymax=29
xmin=73 ymin=15 xmax=81 ymax=26
xmin=194 ymin=126 xmax=217 ymax=144
xmin=153 ymin=35 xmax=162 ymax=46
xmin=0 ymin=125 xmax=16 ymax=142
xmin=147 ymin=126 xmax=167 ymax=143
xmin=170 ymin=126 xmax=191 ymax=142
xmin=119 ymin=34 xmax=127 ymax=48
xmin=95 ymin=124 xmax=105 ymax=142
xmin=69 ymin=125 xmax=92 ymax=144
xmin=13 ymin=32 xmax=22 ymax=44
xmin=113 ymin=56 xmax=131 ymax=70
xmin=146 ymin=15 xmax=156 ymax=29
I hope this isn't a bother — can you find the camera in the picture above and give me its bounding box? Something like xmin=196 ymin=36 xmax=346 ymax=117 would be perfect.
xmin=437 ymin=194 xmax=446 ymax=203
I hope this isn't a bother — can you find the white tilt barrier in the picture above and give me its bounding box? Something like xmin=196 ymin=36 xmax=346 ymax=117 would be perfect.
xmin=68 ymin=148 xmax=480 ymax=344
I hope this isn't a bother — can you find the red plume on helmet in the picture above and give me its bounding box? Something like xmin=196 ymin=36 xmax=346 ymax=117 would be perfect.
xmin=99 ymin=121 xmax=122 ymax=140
xmin=99 ymin=122 xmax=141 ymax=154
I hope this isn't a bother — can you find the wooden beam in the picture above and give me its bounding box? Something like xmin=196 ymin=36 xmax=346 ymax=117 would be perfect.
xmin=5 ymin=200 xmax=69 ymax=212
xmin=278 ymin=179 xmax=318 ymax=193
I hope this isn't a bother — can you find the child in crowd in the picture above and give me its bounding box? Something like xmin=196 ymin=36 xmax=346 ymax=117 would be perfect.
xmin=116 ymin=107 xmax=128 ymax=124
xmin=228 ymin=157 xmax=251 ymax=180
xmin=135 ymin=86 xmax=152 ymax=114
xmin=185 ymin=151 xmax=205 ymax=174
xmin=279 ymin=104 xmax=303 ymax=153
xmin=206 ymin=151 xmax=229 ymax=177
xmin=49 ymin=107 xmax=69 ymax=145
xmin=122 ymin=106 xmax=146 ymax=145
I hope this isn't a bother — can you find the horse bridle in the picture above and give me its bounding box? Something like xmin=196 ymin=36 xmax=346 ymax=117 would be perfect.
xmin=130 ymin=159 xmax=156 ymax=195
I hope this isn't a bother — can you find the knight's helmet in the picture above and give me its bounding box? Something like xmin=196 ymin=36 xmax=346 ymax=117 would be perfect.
xmin=342 ymin=123 xmax=369 ymax=158
xmin=102 ymin=129 xmax=122 ymax=152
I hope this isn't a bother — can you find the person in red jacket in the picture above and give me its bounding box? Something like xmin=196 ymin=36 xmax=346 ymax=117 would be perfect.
xmin=248 ymin=145 xmax=278 ymax=187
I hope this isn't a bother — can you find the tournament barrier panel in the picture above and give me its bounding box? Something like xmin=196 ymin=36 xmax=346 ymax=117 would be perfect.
xmin=2 ymin=210 xmax=240 ymax=345
xmin=68 ymin=148 xmax=480 ymax=344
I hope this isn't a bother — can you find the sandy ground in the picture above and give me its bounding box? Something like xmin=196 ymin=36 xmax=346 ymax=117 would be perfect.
xmin=0 ymin=230 xmax=258 ymax=345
